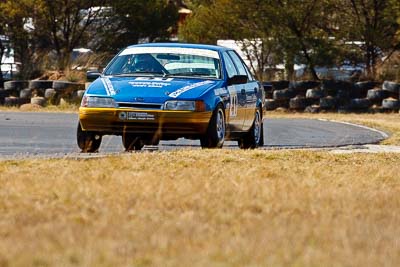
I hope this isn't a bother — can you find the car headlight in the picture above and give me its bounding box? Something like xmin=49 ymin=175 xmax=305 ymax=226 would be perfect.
xmin=81 ymin=96 xmax=118 ymax=108
xmin=164 ymin=100 xmax=205 ymax=111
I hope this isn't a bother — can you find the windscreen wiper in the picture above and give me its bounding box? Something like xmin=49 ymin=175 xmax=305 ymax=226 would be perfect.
xmin=167 ymin=72 xmax=213 ymax=78
xmin=112 ymin=72 xmax=163 ymax=77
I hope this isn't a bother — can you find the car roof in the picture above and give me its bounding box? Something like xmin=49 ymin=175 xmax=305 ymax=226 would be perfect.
xmin=126 ymin=43 xmax=232 ymax=52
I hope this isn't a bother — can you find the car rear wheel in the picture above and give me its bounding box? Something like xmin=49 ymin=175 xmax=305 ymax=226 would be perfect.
xmin=77 ymin=122 xmax=102 ymax=152
xmin=238 ymin=108 xmax=263 ymax=149
xmin=200 ymin=105 xmax=225 ymax=149
xmin=122 ymin=133 xmax=145 ymax=151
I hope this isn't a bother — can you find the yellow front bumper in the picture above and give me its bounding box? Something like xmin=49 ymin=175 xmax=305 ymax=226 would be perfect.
xmin=79 ymin=107 xmax=212 ymax=135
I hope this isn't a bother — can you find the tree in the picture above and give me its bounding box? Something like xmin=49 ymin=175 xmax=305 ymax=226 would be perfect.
xmin=330 ymin=0 xmax=400 ymax=77
xmin=180 ymin=0 xmax=281 ymax=80
xmin=0 ymin=0 xmax=36 ymax=80
xmin=180 ymin=0 xmax=337 ymax=80
xmin=33 ymin=0 xmax=107 ymax=69
xmin=261 ymin=0 xmax=343 ymax=80
xmin=0 ymin=0 xmax=180 ymax=77
xmin=228 ymin=0 xmax=287 ymax=80
xmin=92 ymin=0 xmax=179 ymax=53
xmin=179 ymin=0 xmax=238 ymax=44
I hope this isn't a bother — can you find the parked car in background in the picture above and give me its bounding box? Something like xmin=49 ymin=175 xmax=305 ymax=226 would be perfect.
xmin=78 ymin=43 xmax=265 ymax=152
xmin=1 ymin=35 xmax=20 ymax=82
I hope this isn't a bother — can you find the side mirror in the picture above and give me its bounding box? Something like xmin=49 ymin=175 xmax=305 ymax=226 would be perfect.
xmin=228 ymin=75 xmax=248 ymax=86
xmin=86 ymin=71 xmax=101 ymax=82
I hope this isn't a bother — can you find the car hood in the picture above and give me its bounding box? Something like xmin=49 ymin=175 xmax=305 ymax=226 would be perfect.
xmin=87 ymin=76 xmax=223 ymax=103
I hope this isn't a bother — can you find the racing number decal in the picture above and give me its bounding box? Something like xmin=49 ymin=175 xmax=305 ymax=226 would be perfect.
xmin=227 ymin=86 xmax=238 ymax=117
xmin=230 ymin=94 xmax=238 ymax=117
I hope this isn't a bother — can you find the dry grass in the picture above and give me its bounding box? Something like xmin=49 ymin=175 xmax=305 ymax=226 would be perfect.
xmin=267 ymin=111 xmax=400 ymax=145
xmin=1 ymin=150 xmax=400 ymax=266
xmin=0 ymin=104 xmax=79 ymax=113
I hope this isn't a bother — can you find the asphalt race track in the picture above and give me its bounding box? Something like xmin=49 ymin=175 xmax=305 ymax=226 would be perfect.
xmin=0 ymin=112 xmax=387 ymax=157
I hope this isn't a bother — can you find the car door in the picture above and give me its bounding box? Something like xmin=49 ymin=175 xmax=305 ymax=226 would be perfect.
xmin=227 ymin=51 xmax=259 ymax=130
xmin=222 ymin=52 xmax=246 ymax=132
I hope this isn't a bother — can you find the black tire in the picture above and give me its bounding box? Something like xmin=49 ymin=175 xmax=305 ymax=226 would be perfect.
xmin=321 ymin=79 xmax=352 ymax=91
xmin=354 ymin=81 xmax=377 ymax=91
xmin=293 ymin=91 xmax=307 ymax=97
xmin=4 ymin=97 xmax=21 ymax=107
xmin=265 ymin=91 xmax=273 ymax=99
xmin=53 ymin=81 xmax=85 ymax=92
xmin=349 ymin=98 xmax=372 ymax=110
xmin=31 ymin=97 xmax=46 ymax=107
xmin=45 ymin=88 xmax=57 ymax=98
xmin=289 ymin=80 xmax=320 ymax=91
xmin=263 ymin=83 xmax=273 ymax=99
xmin=20 ymin=88 xmax=32 ymax=99
xmin=44 ymin=88 xmax=59 ymax=105
xmin=262 ymin=82 xmax=273 ymax=93
xmin=353 ymin=81 xmax=377 ymax=98
xmin=271 ymin=80 xmax=289 ymax=90
xmin=336 ymin=89 xmax=351 ymax=106
xmin=321 ymin=87 xmax=338 ymax=97
xmin=0 ymin=89 xmax=9 ymax=104
xmin=238 ymin=108 xmax=262 ymax=149
xmin=200 ymin=105 xmax=225 ymax=149
xmin=77 ymin=122 xmax=102 ymax=153
xmin=382 ymin=81 xmax=400 ymax=94
xmin=122 ymin=133 xmax=145 ymax=151
xmin=265 ymin=98 xmax=277 ymax=111
xmin=289 ymin=96 xmax=307 ymax=110
xmin=320 ymin=96 xmax=337 ymax=110
xmin=273 ymin=89 xmax=292 ymax=100
xmin=0 ymin=89 xmax=9 ymax=97
xmin=367 ymin=89 xmax=387 ymax=102
xmin=382 ymin=98 xmax=400 ymax=110
xmin=306 ymin=88 xmax=324 ymax=99
xmin=19 ymin=98 xmax=31 ymax=105
xmin=274 ymin=99 xmax=290 ymax=108
xmin=336 ymin=89 xmax=350 ymax=99
xmin=29 ymin=80 xmax=53 ymax=90
xmin=4 ymin=81 xmax=29 ymax=91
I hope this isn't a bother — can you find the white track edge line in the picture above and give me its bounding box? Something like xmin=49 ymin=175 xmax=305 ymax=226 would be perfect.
xmin=317 ymin=119 xmax=389 ymax=139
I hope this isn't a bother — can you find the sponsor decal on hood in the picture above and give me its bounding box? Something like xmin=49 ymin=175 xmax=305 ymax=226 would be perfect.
xmin=128 ymin=81 xmax=170 ymax=88
xmin=168 ymin=80 xmax=215 ymax=98
xmin=129 ymin=77 xmax=174 ymax=88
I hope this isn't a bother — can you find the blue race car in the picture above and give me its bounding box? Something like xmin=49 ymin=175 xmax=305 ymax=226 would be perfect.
xmin=78 ymin=43 xmax=265 ymax=152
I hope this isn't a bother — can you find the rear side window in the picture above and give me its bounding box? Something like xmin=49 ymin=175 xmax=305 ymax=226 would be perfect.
xmin=222 ymin=52 xmax=238 ymax=78
xmin=227 ymin=51 xmax=247 ymax=76
xmin=228 ymin=51 xmax=254 ymax=80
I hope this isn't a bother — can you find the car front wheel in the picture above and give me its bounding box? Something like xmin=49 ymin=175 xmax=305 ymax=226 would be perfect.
xmin=200 ymin=105 xmax=225 ymax=149
xmin=238 ymin=108 xmax=263 ymax=149
xmin=77 ymin=122 xmax=102 ymax=153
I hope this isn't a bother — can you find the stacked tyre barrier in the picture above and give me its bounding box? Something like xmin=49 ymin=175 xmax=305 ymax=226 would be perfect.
xmin=263 ymin=80 xmax=400 ymax=113
xmin=0 ymin=80 xmax=85 ymax=107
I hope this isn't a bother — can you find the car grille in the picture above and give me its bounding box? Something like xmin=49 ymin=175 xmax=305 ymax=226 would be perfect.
xmin=117 ymin=102 xmax=163 ymax=110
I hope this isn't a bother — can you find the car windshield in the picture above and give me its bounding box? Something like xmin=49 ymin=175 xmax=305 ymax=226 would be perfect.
xmin=104 ymin=47 xmax=221 ymax=79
